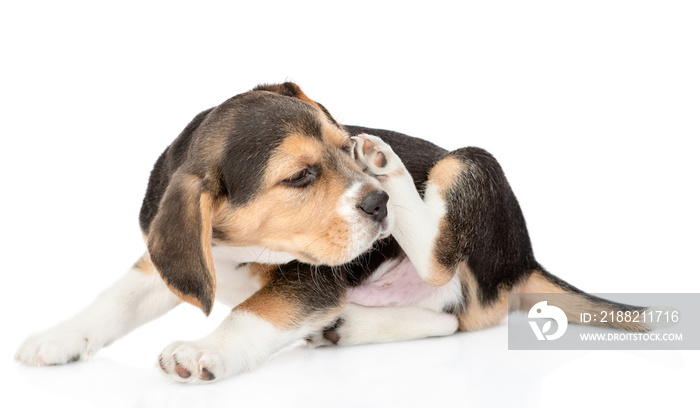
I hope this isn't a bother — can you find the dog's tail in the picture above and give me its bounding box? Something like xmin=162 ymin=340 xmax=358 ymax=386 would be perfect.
xmin=517 ymin=269 xmax=650 ymax=332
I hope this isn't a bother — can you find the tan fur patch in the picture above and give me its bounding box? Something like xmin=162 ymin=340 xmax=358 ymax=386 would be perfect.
xmin=170 ymin=289 xmax=206 ymax=312
xmin=457 ymin=264 xmax=510 ymax=331
xmin=423 ymin=256 xmax=455 ymax=286
xmin=319 ymin=117 xmax=349 ymax=149
xmin=236 ymin=290 xmax=304 ymax=330
xmin=199 ymin=192 xmax=217 ymax=292
xmin=518 ymin=270 xmax=584 ymax=315
xmin=427 ymin=157 xmax=466 ymax=196
xmin=133 ymin=253 xmax=154 ymax=274
xmin=519 ymin=270 xmax=648 ymax=332
xmin=248 ymin=263 xmax=276 ymax=286
xmin=421 ymin=157 xmax=467 ymax=286
xmin=292 ymin=89 xmax=321 ymax=110
xmin=238 ymin=263 xmax=345 ymax=330
xmin=237 ymin=292 xmax=344 ymax=331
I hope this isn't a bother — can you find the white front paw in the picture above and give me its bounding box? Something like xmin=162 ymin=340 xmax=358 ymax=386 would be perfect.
xmin=15 ymin=328 xmax=98 ymax=366
xmin=158 ymin=339 xmax=237 ymax=384
xmin=352 ymin=134 xmax=406 ymax=179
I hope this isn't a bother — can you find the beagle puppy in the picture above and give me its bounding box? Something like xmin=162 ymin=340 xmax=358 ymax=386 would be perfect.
xmin=15 ymin=83 xmax=647 ymax=383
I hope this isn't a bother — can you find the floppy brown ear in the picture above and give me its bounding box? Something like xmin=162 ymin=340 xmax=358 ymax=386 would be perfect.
xmin=147 ymin=171 xmax=217 ymax=315
xmin=253 ymin=82 xmax=311 ymax=101
xmin=253 ymin=82 xmax=340 ymax=126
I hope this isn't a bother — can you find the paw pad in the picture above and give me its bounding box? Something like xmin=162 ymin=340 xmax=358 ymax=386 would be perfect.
xmin=174 ymin=361 xmax=191 ymax=379
xmin=352 ymin=134 xmax=403 ymax=177
xmin=200 ymin=367 xmax=216 ymax=381
xmin=158 ymin=341 xmax=226 ymax=384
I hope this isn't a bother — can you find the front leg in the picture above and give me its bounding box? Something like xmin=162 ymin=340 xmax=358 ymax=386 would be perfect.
xmin=158 ymin=262 xmax=345 ymax=383
xmin=15 ymin=254 xmax=180 ymax=366
xmin=353 ymin=134 xmax=460 ymax=286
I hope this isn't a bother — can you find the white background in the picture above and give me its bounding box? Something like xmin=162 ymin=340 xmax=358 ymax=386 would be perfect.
xmin=1 ymin=1 xmax=698 ymax=407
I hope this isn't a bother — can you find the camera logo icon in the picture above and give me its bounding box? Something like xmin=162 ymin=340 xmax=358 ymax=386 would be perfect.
xmin=528 ymin=301 xmax=568 ymax=341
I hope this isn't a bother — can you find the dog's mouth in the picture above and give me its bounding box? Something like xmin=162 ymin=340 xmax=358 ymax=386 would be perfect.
xmin=295 ymin=217 xmax=392 ymax=267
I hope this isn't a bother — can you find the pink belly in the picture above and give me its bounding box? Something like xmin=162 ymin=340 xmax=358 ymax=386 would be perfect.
xmin=346 ymin=257 xmax=438 ymax=307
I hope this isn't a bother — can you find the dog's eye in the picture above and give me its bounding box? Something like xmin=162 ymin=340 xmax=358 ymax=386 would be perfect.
xmin=282 ymin=166 xmax=318 ymax=188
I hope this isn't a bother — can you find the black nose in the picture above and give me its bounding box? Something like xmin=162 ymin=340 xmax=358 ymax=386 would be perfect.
xmin=358 ymin=190 xmax=389 ymax=222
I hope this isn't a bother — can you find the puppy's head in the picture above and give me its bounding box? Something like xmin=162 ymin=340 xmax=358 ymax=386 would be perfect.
xmin=145 ymin=83 xmax=390 ymax=314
